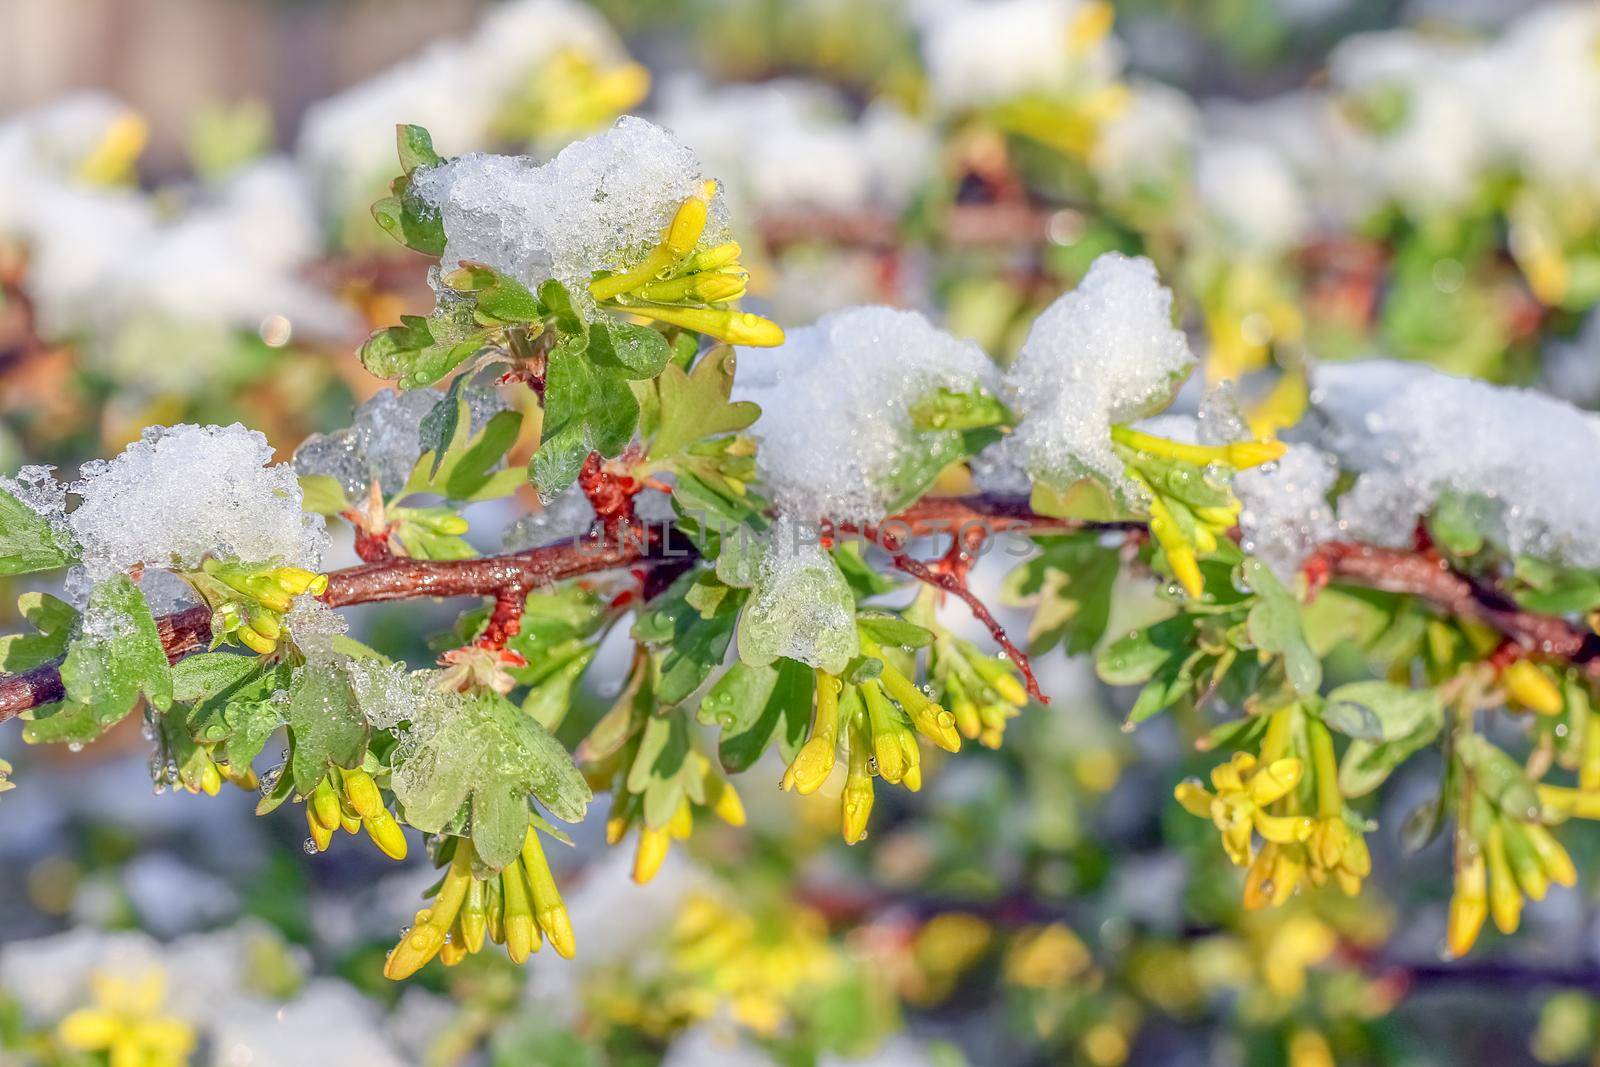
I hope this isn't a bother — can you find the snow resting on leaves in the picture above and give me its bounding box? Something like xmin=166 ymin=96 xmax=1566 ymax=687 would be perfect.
xmin=1004 ymin=252 xmax=1196 ymax=499
xmin=409 ymin=116 xmax=724 ymax=311
xmin=67 ymin=424 xmax=327 ymax=579
xmin=294 ymin=385 xmax=508 ymax=500
xmin=1310 ymin=360 xmax=1600 ymax=569
xmin=735 ymin=305 xmax=997 ymax=525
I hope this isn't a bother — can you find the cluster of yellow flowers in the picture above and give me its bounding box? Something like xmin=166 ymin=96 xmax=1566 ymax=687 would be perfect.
xmin=1177 ymin=710 xmax=1370 ymax=909
xmin=385 ymin=830 xmax=574 ymax=979
xmin=587 ymin=183 xmax=784 ymax=348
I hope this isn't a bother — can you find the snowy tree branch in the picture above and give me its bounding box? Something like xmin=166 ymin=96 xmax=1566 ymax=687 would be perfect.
xmin=3 ymin=495 xmax=1596 ymax=725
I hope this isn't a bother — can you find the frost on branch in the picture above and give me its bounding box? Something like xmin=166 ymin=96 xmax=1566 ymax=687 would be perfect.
xmin=1003 ymin=252 xmax=1195 ymax=499
xmin=1310 ymin=360 xmax=1600 ymax=568
xmin=410 ymin=116 xmax=723 ymax=312
xmin=66 ymin=424 xmax=327 ymax=579
xmin=735 ymin=305 xmax=996 ymax=524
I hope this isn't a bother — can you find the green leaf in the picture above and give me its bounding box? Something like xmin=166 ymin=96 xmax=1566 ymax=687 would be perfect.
xmin=626 ymin=709 xmax=694 ymax=828
xmin=1512 ymin=556 xmax=1600 ymax=615
xmin=0 ymin=593 xmax=75 ymax=673
xmin=529 ymin=423 xmax=590 ymax=500
xmin=171 ymin=652 xmax=265 ymax=704
xmin=298 ymin=475 xmax=349 ymax=518
xmin=649 ymin=347 xmax=759 ymax=460
xmin=1096 ymin=615 xmax=1195 ymax=686
xmin=699 ymin=659 xmax=814 ymax=772
xmin=285 ymin=663 xmax=367 ymax=796
xmin=188 ymin=662 xmax=291 ymax=771
xmin=396 ymin=124 xmax=443 ymax=175
xmin=359 ymin=315 xmax=434 ymax=380
xmin=33 ymin=577 xmax=172 ymax=745
xmin=0 ymin=487 xmax=71 ymax=575
xmin=1241 ymin=558 xmax=1321 ymax=695
xmin=589 ymin=321 xmax=673 ymax=380
xmin=634 ymin=571 xmax=744 ymax=705
xmin=537 ymin=279 xmax=583 ymax=335
xmin=447 ymin=410 xmax=523 ymax=499
xmin=419 ymin=375 xmax=469 ymax=479
xmin=387 ymin=688 xmax=591 ymax=867
xmin=371 ymin=183 xmax=446 ymax=257
xmin=1003 ymin=532 xmax=1120 ymax=655
xmin=856 ymin=613 xmax=934 ymax=650
xmin=1321 ymin=681 xmax=1441 ymax=743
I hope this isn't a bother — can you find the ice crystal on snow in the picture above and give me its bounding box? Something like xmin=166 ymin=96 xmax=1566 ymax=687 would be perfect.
xmin=1235 ymin=444 xmax=1339 ymax=582
xmin=68 ymin=424 xmax=327 ymax=579
xmin=740 ymin=517 xmax=858 ymax=674
xmin=735 ymin=305 xmax=996 ymax=524
xmin=1004 ymin=253 xmax=1195 ymax=498
xmin=410 ymin=117 xmax=722 ymax=311
xmin=1311 ymin=360 xmax=1600 ymax=568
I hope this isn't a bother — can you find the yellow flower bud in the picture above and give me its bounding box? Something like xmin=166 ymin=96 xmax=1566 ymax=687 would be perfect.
xmin=782 ymin=673 xmax=841 ymax=794
xmin=460 ymin=878 xmax=488 ymax=953
xmin=1523 ymin=822 xmax=1577 ymax=887
xmin=502 ymin=862 xmax=541 ymax=963
xmin=633 ymin=827 xmax=671 ymax=885
xmin=1447 ymin=845 xmax=1488 ymax=959
xmin=1486 ymin=821 xmax=1523 ymax=934
xmin=521 ymin=829 xmax=576 ymax=958
xmin=1503 ymin=660 xmax=1564 ymax=716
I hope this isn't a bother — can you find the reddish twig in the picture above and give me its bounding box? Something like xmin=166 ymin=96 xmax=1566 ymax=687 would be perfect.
xmin=6 ymin=497 xmax=1600 ymax=725
xmin=888 ymin=551 xmax=1047 ymax=704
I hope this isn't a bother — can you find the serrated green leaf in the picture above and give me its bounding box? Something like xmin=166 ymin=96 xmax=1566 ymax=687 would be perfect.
xmin=649 ymin=347 xmax=759 ymax=460
xmin=171 ymin=652 xmax=265 ymax=704
xmin=589 ymin=320 xmax=672 ymax=380
xmin=0 ymin=487 xmax=71 ymax=575
xmin=419 ymin=376 xmax=468 ymax=479
xmin=1321 ymin=681 xmax=1441 ymax=743
xmin=285 ymin=663 xmax=367 ymax=795
xmin=0 ymin=593 xmax=75 ymax=673
xmin=41 ymin=577 xmax=172 ymax=744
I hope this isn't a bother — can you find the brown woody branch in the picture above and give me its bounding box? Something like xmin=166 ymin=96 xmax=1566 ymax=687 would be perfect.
xmin=3 ymin=496 xmax=1599 ymax=725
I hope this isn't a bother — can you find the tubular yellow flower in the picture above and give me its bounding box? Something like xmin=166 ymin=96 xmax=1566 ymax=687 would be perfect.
xmin=502 ymin=858 xmax=541 ymax=963
xmin=783 ymin=672 xmax=841 ymax=793
xmin=878 ymin=663 xmax=961 ymax=753
xmin=521 ymin=828 xmax=576 ymax=959
xmin=385 ymin=842 xmax=474 ymax=980
xmin=618 ymin=304 xmax=786 ymax=346
xmin=1448 ymin=839 xmax=1488 ymax=958
xmin=842 ymin=711 xmax=875 ymax=844
xmin=1503 ymin=660 xmax=1564 ymax=715
xmin=1486 ymin=821 xmax=1523 ymax=934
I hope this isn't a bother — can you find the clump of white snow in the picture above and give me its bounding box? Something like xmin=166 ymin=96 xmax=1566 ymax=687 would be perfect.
xmin=1327 ymin=31 xmax=1491 ymax=216
xmin=1310 ymin=360 xmax=1600 ymax=568
xmin=411 ymin=117 xmax=723 ymax=311
xmin=68 ymin=424 xmax=327 ymax=579
xmin=1235 ymin=444 xmax=1340 ymax=582
xmin=734 ymin=305 xmax=997 ymax=523
xmin=652 ymin=78 xmax=932 ymax=216
xmin=1004 ymin=253 xmax=1196 ymax=498
xmin=1090 ymin=79 xmax=1198 ymax=205
xmin=918 ymin=0 xmax=1124 ymax=111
